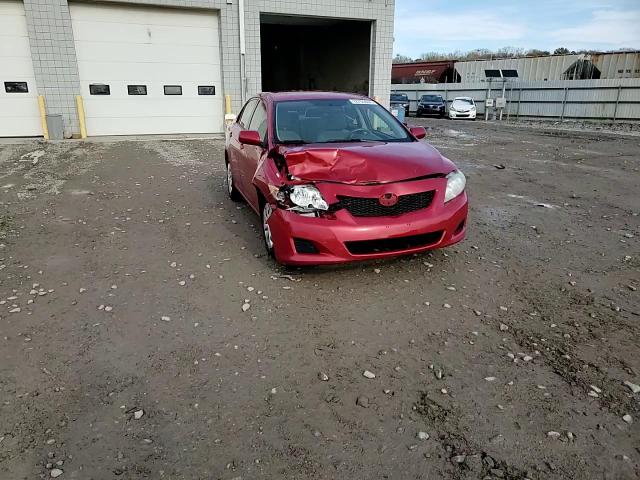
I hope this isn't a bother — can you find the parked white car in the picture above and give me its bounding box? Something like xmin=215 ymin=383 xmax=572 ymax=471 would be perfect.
xmin=449 ymin=97 xmax=477 ymax=120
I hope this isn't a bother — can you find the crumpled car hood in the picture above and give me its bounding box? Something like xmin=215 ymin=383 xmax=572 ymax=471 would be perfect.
xmin=277 ymin=141 xmax=453 ymax=185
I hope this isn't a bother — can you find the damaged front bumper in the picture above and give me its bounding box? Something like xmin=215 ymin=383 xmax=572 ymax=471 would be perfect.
xmin=265 ymin=179 xmax=468 ymax=266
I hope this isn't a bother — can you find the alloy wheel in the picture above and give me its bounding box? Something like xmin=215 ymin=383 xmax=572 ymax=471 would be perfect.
xmin=262 ymin=203 xmax=274 ymax=252
xmin=226 ymin=162 xmax=233 ymax=196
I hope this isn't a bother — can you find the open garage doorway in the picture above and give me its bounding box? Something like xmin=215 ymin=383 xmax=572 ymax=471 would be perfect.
xmin=260 ymin=14 xmax=371 ymax=95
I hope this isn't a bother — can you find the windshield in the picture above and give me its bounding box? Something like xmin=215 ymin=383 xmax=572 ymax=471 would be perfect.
xmin=274 ymin=99 xmax=412 ymax=145
xmin=390 ymin=94 xmax=408 ymax=102
xmin=421 ymin=95 xmax=443 ymax=102
xmin=453 ymin=98 xmax=474 ymax=107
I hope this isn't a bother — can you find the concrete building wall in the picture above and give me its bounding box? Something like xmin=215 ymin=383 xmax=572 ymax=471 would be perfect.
xmin=19 ymin=0 xmax=394 ymax=137
xmin=23 ymin=0 xmax=83 ymax=135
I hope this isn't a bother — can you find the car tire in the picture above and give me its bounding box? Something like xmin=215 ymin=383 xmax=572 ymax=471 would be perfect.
xmin=226 ymin=160 xmax=242 ymax=202
xmin=261 ymin=201 xmax=276 ymax=258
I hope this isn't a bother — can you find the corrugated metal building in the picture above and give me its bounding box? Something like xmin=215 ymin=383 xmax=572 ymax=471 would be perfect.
xmin=592 ymin=52 xmax=640 ymax=79
xmin=454 ymin=51 xmax=640 ymax=82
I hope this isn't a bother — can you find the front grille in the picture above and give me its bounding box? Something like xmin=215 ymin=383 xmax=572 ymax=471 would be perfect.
xmin=345 ymin=231 xmax=443 ymax=255
xmin=335 ymin=191 xmax=435 ymax=217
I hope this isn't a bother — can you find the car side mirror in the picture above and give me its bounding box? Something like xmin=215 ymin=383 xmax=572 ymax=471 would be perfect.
xmin=238 ymin=130 xmax=263 ymax=146
xmin=409 ymin=126 xmax=427 ymax=139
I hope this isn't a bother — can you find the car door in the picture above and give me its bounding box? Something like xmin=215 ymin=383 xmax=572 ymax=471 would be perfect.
xmin=228 ymin=98 xmax=258 ymax=198
xmin=237 ymin=100 xmax=268 ymax=209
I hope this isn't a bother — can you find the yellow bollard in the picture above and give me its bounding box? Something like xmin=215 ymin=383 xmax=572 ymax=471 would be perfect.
xmin=225 ymin=94 xmax=232 ymax=115
xmin=224 ymin=94 xmax=236 ymax=138
xmin=38 ymin=95 xmax=49 ymax=140
xmin=75 ymin=95 xmax=88 ymax=139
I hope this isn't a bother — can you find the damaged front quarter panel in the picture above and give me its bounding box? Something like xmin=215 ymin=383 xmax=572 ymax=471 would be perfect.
xmin=252 ymin=148 xmax=287 ymax=205
xmin=252 ymin=147 xmax=332 ymax=216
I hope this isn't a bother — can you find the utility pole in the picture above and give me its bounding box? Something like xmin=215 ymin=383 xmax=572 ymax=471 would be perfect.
xmin=485 ymin=79 xmax=492 ymax=121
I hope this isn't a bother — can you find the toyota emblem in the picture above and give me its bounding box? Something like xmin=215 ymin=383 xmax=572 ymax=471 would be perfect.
xmin=379 ymin=193 xmax=398 ymax=207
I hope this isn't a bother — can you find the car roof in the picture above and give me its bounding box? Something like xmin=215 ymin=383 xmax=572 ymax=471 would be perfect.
xmin=260 ymin=91 xmax=371 ymax=102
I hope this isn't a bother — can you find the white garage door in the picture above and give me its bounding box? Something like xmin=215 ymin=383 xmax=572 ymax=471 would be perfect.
xmin=0 ymin=1 xmax=42 ymax=137
xmin=70 ymin=3 xmax=223 ymax=136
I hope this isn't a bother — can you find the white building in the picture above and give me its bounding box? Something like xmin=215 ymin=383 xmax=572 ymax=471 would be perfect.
xmin=0 ymin=0 xmax=395 ymax=138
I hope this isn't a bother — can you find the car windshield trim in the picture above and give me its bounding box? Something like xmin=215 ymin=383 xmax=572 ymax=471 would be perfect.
xmin=273 ymin=98 xmax=413 ymax=146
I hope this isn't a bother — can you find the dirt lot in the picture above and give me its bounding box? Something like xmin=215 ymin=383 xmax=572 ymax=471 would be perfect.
xmin=0 ymin=119 xmax=638 ymax=480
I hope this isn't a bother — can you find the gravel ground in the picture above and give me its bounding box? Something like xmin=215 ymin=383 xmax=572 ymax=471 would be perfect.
xmin=0 ymin=118 xmax=638 ymax=480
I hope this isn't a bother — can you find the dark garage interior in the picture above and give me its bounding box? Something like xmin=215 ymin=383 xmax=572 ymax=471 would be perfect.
xmin=260 ymin=15 xmax=372 ymax=95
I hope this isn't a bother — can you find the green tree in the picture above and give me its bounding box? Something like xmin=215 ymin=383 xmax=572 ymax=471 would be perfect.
xmin=526 ymin=49 xmax=550 ymax=57
xmin=393 ymin=54 xmax=414 ymax=64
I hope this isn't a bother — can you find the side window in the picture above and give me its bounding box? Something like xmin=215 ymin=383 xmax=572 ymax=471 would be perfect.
xmin=248 ymin=102 xmax=268 ymax=142
xmin=365 ymin=108 xmax=395 ymax=136
xmin=128 ymin=85 xmax=147 ymax=95
xmin=198 ymin=85 xmax=215 ymax=95
xmin=5 ymin=82 xmax=28 ymax=93
xmin=164 ymin=85 xmax=182 ymax=95
xmin=238 ymin=99 xmax=258 ymax=128
xmin=90 ymin=84 xmax=110 ymax=95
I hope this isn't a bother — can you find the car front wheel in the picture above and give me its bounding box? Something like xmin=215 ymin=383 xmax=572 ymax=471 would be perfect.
xmin=261 ymin=202 xmax=275 ymax=258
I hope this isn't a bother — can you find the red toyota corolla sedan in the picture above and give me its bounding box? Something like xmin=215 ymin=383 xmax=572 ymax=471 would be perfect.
xmin=225 ymin=92 xmax=468 ymax=265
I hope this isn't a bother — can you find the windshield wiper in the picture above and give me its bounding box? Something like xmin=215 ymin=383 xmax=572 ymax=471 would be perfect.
xmin=278 ymin=140 xmax=307 ymax=145
xmin=317 ymin=138 xmax=375 ymax=143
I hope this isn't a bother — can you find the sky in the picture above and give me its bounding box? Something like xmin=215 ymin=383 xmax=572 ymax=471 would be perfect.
xmin=393 ymin=0 xmax=640 ymax=58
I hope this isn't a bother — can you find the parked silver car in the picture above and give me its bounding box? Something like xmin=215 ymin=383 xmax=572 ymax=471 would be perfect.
xmin=448 ymin=97 xmax=477 ymax=120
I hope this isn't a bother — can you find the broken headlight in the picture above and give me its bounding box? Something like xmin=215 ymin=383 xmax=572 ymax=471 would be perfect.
xmin=444 ymin=170 xmax=466 ymax=203
xmin=278 ymin=185 xmax=329 ymax=213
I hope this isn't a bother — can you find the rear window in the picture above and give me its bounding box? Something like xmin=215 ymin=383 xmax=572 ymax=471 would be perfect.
xmin=390 ymin=94 xmax=408 ymax=102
